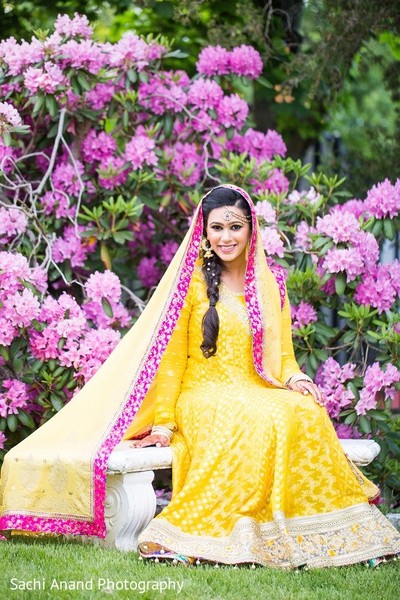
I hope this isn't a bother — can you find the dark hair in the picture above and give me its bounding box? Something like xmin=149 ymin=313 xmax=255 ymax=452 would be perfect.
xmin=200 ymin=187 xmax=252 ymax=358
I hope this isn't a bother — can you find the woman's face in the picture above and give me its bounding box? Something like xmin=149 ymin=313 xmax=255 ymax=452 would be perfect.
xmin=205 ymin=206 xmax=251 ymax=264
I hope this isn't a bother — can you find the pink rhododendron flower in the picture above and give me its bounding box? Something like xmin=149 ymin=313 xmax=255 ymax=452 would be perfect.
xmin=0 ymin=37 xmax=43 ymax=75
xmin=0 ymin=207 xmax=28 ymax=242
xmin=0 ymin=252 xmax=31 ymax=294
xmin=287 ymin=188 xmax=321 ymax=205
xmin=52 ymin=225 xmax=95 ymax=267
xmin=253 ymin=169 xmax=289 ymax=195
xmin=86 ymin=82 xmax=115 ymax=110
xmin=159 ymin=240 xmax=179 ymax=265
xmin=322 ymin=247 xmax=365 ymax=282
xmin=108 ymin=32 xmax=167 ymax=71
xmin=81 ymin=129 xmax=117 ymax=164
xmin=30 ymin=267 xmax=48 ymax=294
xmin=0 ymin=101 xmax=22 ymax=132
xmin=364 ymin=178 xmax=400 ymax=219
xmin=355 ymin=263 xmax=398 ymax=313
xmin=29 ymin=327 xmax=62 ymax=361
xmin=334 ymin=423 xmax=361 ymax=439
xmin=294 ymin=221 xmax=314 ymax=251
xmin=83 ymin=300 xmax=131 ymax=329
xmin=137 ymin=256 xmax=162 ymax=288
xmin=352 ymin=231 xmax=380 ymax=268
xmin=0 ymin=318 xmax=17 ymax=346
xmin=39 ymin=292 xmax=83 ymax=323
xmin=24 ymin=62 xmax=65 ymax=94
xmin=68 ymin=328 xmax=121 ymax=383
xmin=255 ymin=200 xmax=277 ymax=224
xmin=291 ymin=301 xmax=318 ymax=328
xmin=0 ymin=141 xmax=16 ymax=173
xmin=228 ymin=128 xmax=287 ymax=161
xmin=316 ymin=209 xmax=360 ymax=244
xmin=138 ymin=71 xmax=189 ymax=115
xmin=356 ymin=363 xmax=400 ymax=415
xmin=40 ymin=191 xmax=74 ymax=219
xmin=336 ymin=199 xmax=366 ymax=219
xmin=125 ymin=129 xmax=158 ymax=170
xmin=170 ymin=142 xmax=202 ymax=186
xmin=61 ymin=39 xmax=106 ymax=75
xmin=196 ymin=44 xmax=262 ymax=79
xmin=0 ymin=431 xmax=6 ymax=450
xmin=85 ymin=270 xmax=122 ymax=303
xmin=216 ymin=94 xmax=249 ymax=129
xmin=261 ymin=227 xmax=285 ymax=258
xmin=52 ymin=160 xmax=85 ymax=197
xmin=3 ymin=288 xmax=40 ymax=327
xmin=0 ymin=379 xmax=30 ymax=417
xmin=54 ymin=12 xmax=93 ymax=39
xmin=315 ymin=358 xmax=357 ymax=418
xmin=229 ymin=45 xmax=263 ymax=79
xmin=196 ymin=45 xmax=231 ymax=76
xmin=187 ymin=79 xmax=224 ymax=110
xmin=98 ymin=156 xmax=129 ymax=189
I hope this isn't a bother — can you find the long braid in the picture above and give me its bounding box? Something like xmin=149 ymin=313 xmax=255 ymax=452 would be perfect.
xmin=199 ymin=186 xmax=252 ymax=359
xmin=200 ymin=253 xmax=223 ymax=358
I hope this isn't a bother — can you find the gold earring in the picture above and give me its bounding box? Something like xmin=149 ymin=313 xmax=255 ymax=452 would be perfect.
xmin=201 ymin=238 xmax=214 ymax=258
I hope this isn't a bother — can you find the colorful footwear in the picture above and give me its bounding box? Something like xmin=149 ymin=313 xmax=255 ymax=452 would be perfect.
xmin=138 ymin=542 xmax=194 ymax=566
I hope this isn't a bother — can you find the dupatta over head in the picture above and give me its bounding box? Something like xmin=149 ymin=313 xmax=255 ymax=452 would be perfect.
xmin=0 ymin=184 xmax=298 ymax=539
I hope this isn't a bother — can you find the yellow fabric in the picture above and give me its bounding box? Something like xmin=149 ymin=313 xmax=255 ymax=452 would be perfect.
xmin=138 ymin=268 xmax=400 ymax=567
xmin=0 ymin=212 xmax=201 ymax=522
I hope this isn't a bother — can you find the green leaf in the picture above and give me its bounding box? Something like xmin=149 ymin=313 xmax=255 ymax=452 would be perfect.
xmin=50 ymin=394 xmax=64 ymax=412
xmin=7 ymin=414 xmax=18 ymax=432
xmin=113 ymin=231 xmax=134 ymax=244
xmin=344 ymin=412 xmax=357 ymax=425
xmin=371 ymin=220 xmax=382 ymax=237
xmin=256 ymin=76 xmax=273 ymax=89
xmin=387 ymin=439 xmax=400 ymax=458
xmin=77 ymin=71 xmax=91 ymax=91
xmin=101 ymin=297 xmax=114 ymax=318
xmin=127 ymin=69 xmax=138 ymax=83
xmin=358 ymin=415 xmax=371 ymax=434
xmin=45 ymin=95 xmax=59 ymax=118
xmin=17 ymin=410 xmax=36 ymax=429
xmin=32 ymin=94 xmax=45 ymax=115
xmin=163 ymin=113 xmax=173 ymax=138
xmin=347 ymin=380 xmax=360 ymax=400
xmin=0 ymin=346 xmax=9 ymax=362
xmin=383 ymin=218 xmax=396 ymax=241
xmin=335 ymin=272 xmax=346 ymax=295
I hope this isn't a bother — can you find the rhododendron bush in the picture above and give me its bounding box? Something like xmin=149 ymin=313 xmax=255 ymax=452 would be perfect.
xmin=0 ymin=14 xmax=399 ymax=498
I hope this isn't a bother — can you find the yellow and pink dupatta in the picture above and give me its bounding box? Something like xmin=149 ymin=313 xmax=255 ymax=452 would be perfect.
xmin=0 ymin=184 xmax=290 ymax=539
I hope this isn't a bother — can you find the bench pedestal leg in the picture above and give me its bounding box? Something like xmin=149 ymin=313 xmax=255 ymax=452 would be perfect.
xmin=102 ymin=470 xmax=156 ymax=551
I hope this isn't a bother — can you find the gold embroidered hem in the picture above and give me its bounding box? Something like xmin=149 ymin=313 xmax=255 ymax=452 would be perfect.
xmin=138 ymin=503 xmax=400 ymax=569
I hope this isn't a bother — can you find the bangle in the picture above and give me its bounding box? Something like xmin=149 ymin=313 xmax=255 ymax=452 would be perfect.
xmin=285 ymin=373 xmax=313 ymax=387
xmin=151 ymin=425 xmax=173 ymax=441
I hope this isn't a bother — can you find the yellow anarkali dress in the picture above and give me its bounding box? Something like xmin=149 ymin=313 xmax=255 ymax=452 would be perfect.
xmin=1 ymin=183 xmax=399 ymax=568
xmin=138 ymin=267 xmax=400 ymax=568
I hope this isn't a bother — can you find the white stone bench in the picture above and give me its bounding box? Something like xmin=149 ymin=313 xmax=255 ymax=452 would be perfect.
xmin=91 ymin=438 xmax=381 ymax=552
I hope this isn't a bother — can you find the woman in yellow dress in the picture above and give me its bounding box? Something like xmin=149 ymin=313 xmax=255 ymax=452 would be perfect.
xmin=130 ymin=185 xmax=399 ymax=568
xmin=0 ymin=184 xmax=399 ymax=569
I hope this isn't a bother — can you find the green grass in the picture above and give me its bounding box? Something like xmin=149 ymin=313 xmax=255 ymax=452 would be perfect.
xmin=0 ymin=537 xmax=399 ymax=600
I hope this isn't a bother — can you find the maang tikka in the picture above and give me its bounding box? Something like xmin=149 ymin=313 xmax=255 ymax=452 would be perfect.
xmin=201 ymin=238 xmax=214 ymax=258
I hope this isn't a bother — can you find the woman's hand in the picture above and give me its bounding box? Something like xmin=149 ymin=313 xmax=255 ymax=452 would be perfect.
xmin=130 ymin=434 xmax=171 ymax=449
xmin=288 ymin=379 xmax=325 ymax=407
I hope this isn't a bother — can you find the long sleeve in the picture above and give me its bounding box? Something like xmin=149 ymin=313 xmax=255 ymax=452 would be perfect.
xmin=153 ymin=288 xmax=192 ymax=431
xmin=280 ymin=291 xmax=304 ymax=384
